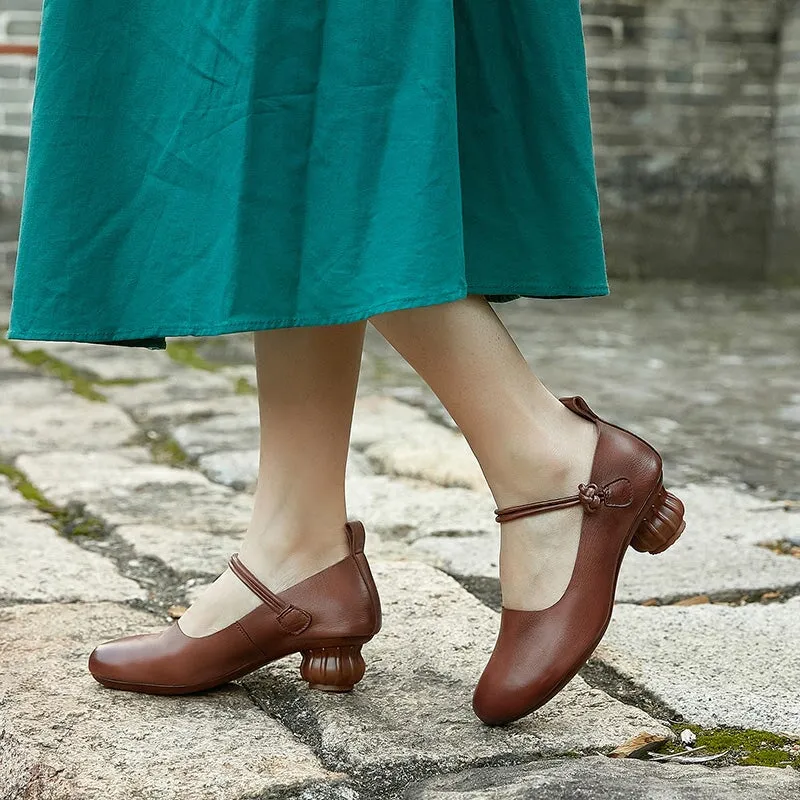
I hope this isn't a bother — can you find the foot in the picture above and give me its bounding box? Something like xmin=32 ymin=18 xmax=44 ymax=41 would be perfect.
xmin=497 ymin=405 xmax=599 ymax=611
xmin=178 ymin=533 xmax=350 ymax=638
xmin=88 ymin=521 xmax=382 ymax=695
xmin=473 ymin=396 xmax=685 ymax=725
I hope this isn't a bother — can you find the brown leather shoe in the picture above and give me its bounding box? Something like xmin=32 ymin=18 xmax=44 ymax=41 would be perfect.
xmin=89 ymin=521 xmax=382 ymax=694
xmin=472 ymin=396 xmax=685 ymax=726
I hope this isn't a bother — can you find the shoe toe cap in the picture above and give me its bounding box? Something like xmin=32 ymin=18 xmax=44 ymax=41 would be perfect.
xmin=472 ymin=673 xmax=520 ymax=727
xmin=472 ymin=655 xmax=553 ymax=726
xmin=88 ymin=632 xmax=162 ymax=685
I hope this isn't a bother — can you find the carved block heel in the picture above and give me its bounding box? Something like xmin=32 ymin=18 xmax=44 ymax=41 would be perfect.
xmin=631 ymin=486 xmax=686 ymax=554
xmin=300 ymin=644 xmax=366 ymax=692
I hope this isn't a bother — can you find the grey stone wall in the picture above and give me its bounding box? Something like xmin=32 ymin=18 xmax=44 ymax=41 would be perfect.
xmin=0 ymin=1 xmax=797 ymax=283
xmin=582 ymin=0 xmax=786 ymax=282
xmin=771 ymin=0 xmax=800 ymax=283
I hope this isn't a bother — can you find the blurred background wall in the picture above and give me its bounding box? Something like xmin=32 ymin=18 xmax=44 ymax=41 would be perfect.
xmin=583 ymin=0 xmax=799 ymax=284
xmin=0 ymin=0 xmax=797 ymax=287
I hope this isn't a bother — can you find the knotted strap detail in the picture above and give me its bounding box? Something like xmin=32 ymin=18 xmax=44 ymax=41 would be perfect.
xmin=494 ymin=477 xmax=633 ymax=524
xmin=228 ymin=553 xmax=312 ymax=635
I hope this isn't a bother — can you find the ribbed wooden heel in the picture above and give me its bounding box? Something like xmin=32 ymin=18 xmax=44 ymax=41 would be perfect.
xmin=630 ymin=486 xmax=686 ymax=554
xmin=300 ymin=645 xmax=366 ymax=692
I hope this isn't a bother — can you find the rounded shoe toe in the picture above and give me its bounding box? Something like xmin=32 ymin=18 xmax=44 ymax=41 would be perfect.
xmin=472 ymin=659 xmax=535 ymax=727
xmin=87 ymin=633 xmax=163 ymax=687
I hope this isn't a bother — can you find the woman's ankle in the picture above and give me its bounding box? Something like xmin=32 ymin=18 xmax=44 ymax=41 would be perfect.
xmin=238 ymin=520 xmax=351 ymax=593
xmin=486 ymin=407 xmax=598 ymax=510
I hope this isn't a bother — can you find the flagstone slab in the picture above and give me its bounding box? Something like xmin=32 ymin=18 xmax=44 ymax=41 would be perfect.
xmin=115 ymin=523 xmax=239 ymax=576
xmin=0 ymin=603 xmax=345 ymax=800
xmin=0 ymin=514 xmax=145 ymax=603
xmin=0 ymin=378 xmax=138 ymax=457
xmin=346 ymin=474 xmax=495 ymax=542
xmin=102 ymin=372 xmax=243 ymax=422
xmin=351 ymin=396 xmax=487 ymax=491
xmin=17 ymin=450 xmax=253 ymax=534
xmin=596 ymin=597 xmax=800 ymax=735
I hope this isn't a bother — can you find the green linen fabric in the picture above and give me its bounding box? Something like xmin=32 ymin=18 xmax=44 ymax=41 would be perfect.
xmin=8 ymin=0 xmax=608 ymax=350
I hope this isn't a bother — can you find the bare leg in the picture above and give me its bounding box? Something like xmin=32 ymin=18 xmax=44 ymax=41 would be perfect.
xmin=179 ymin=322 xmax=365 ymax=637
xmin=371 ymin=296 xmax=598 ymax=611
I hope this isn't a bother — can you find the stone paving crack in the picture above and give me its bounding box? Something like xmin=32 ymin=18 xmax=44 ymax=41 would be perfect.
xmin=1 ymin=458 xmax=211 ymax=614
xmin=450 ymin=569 xmax=800 ymax=613
xmin=581 ymin=658 xmax=680 ymax=722
xmin=0 ymin=462 xmax=107 ymax=539
xmin=242 ymin=673 xmax=580 ymax=800
xmin=74 ymin=528 xmax=215 ymax=616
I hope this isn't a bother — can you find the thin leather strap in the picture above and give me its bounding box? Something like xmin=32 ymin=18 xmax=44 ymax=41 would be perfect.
xmin=495 ymin=479 xmax=634 ymax=524
xmin=228 ymin=553 xmax=312 ymax=635
xmin=495 ymin=494 xmax=583 ymax=524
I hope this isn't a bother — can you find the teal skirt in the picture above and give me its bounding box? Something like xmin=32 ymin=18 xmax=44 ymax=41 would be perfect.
xmin=8 ymin=0 xmax=608 ymax=350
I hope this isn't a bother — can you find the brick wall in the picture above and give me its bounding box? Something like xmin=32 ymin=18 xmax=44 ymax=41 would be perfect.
xmin=582 ymin=0 xmax=787 ymax=282
xmin=0 ymin=1 xmax=797 ymax=283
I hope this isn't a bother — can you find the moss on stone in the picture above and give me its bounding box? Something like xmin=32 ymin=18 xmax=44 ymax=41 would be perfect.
xmin=165 ymin=341 xmax=220 ymax=372
xmin=666 ymin=724 xmax=800 ymax=768
xmin=52 ymin=501 xmax=108 ymax=539
xmin=94 ymin=377 xmax=159 ymax=387
xmin=234 ymin=376 xmax=257 ymax=395
xmin=0 ymin=465 xmax=107 ymax=539
xmin=0 ymin=463 xmax=58 ymax=513
xmin=149 ymin=435 xmax=191 ymax=467
xmin=127 ymin=429 xmax=192 ymax=468
xmin=7 ymin=344 xmax=107 ymax=402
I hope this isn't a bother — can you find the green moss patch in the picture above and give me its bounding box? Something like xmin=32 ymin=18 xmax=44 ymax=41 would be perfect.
xmin=665 ymin=724 xmax=800 ymax=768
xmin=0 ymin=463 xmax=58 ymax=513
xmin=149 ymin=435 xmax=191 ymax=467
xmin=7 ymin=344 xmax=107 ymax=402
xmin=127 ymin=430 xmax=192 ymax=468
xmin=50 ymin=500 xmax=108 ymax=539
xmin=0 ymin=464 xmax=108 ymax=539
xmin=234 ymin=376 xmax=257 ymax=395
xmin=165 ymin=341 xmax=220 ymax=372
xmin=94 ymin=377 xmax=159 ymax=387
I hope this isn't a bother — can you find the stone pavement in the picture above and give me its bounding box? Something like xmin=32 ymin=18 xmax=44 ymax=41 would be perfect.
xmin=1 ymin=282 xmax=799 ymax=798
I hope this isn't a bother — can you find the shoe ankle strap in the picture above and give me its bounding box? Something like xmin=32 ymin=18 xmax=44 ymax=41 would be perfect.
xmin=494 ymin=479 xmax=634 ymax=524
xmin=228 ymin=553 xmax=312 ymax=635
